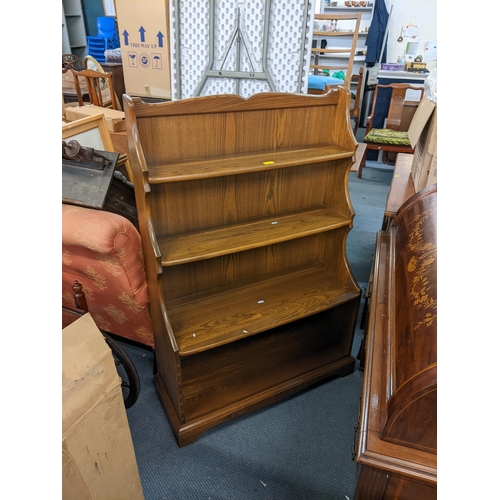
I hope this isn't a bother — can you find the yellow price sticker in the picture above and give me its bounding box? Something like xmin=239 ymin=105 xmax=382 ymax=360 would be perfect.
xmin=263 ymin=161 xmax=275 ymax=165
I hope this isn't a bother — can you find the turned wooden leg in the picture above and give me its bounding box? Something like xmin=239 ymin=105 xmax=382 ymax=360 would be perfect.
xmin=72 ymin=280 xmax=88 ymax=312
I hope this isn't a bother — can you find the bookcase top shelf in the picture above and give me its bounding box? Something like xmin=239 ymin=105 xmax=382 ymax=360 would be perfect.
xmin=125 ymin=89 xmax=357 ymax=184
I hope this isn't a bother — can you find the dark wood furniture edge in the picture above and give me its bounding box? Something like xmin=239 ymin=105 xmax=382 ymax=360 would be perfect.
xmin=356 ymin=230 xmax=437 ymax=476
xmin=354 ymin=187 xmax=437 ymax=499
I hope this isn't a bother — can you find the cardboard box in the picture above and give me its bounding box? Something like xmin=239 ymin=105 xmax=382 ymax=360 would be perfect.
xmin=115 ymin=0 xmax=171 ymax=99
xmin=65 ymin=105 xmax=126 ymax=132
xmin=411 ymin=107 xmax=437 ymax=192
xmin=400 ymin=101 xmax=419 ymax=132
xmin=62 ymin=314 xmax=144 ymax=500
xmin=407 ymin=95 xmax=436 ymax=148
xmin=426 ymin=152 xmax=437 ymax=187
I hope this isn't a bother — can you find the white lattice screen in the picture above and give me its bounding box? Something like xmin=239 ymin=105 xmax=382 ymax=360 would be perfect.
xmin=170 ymin=1 xmax=314 ymax=99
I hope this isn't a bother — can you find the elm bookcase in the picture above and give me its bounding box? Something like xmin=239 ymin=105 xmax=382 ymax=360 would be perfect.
xmin=124 ymin=88 xmax=361 ymax=446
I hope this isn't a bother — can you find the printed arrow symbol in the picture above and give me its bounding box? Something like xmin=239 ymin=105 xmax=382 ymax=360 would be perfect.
xmin=157 ymin=31 xmax=164 ymax=48
xmin=122 ymin=30 xmax=129 ymax=45
xmin=139 ymin=26 xmax=146 ymax=43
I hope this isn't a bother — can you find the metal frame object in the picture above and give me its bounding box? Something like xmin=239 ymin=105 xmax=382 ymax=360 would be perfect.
xmin=193 ymin=1 xmax=276 ymax=96
xmin=172 ymin=0 xmax=313 ymax=99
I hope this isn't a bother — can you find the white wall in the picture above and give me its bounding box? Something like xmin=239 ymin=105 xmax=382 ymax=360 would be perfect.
xmin=384 ymin=0 xmax=437 ymax=70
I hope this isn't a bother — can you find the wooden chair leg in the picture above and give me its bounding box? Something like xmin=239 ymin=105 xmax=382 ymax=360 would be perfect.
xmin=357 ymin=144 xmax=368 ymax=178
xmin=353 ymin=116 xmax=359 ymax=137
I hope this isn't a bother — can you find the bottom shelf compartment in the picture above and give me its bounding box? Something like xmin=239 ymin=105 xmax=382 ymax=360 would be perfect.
xmin=156 ymin=299 xmax=360 ymax=446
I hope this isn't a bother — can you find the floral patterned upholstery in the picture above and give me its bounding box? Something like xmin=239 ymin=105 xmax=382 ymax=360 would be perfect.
xmin=62 ymin=204 xmax=154 ymax=347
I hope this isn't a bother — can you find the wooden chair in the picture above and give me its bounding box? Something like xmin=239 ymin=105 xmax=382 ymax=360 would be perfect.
xmin=350 ymin=66 xmax=364 ymax=136
xmin=71 ymin=68 xmax=118 ymax=110
xmin=62 ymin=53 xmax=84 ymax=71
xmin=357 ymin=83 xmax=425 ymax=178
xmin=83 ymin=56 xmax=123 ymax=111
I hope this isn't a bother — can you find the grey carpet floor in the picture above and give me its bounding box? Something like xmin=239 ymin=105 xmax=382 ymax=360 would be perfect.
xmin=118 ymin=164 xmax=392 ymax=500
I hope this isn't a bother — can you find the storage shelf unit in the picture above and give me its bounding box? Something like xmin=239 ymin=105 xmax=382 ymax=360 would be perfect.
xmin=311 ymin=14 xmax=361 ymax=89
xmin=62 ymin=0 xmax=87 ymax=60
xmin=313 ymin=2 xmax=374 ymax=81
xmin=124 ymin=88 xmax=361 ymax=447
xmin=325 ymin=6 xmax=372 ymax=11
xmin=311 ymin=13 xmax=362 ymax=87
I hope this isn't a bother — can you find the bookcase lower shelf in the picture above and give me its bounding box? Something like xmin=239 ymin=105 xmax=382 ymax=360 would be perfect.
xmin=156 ymin=301 xmax=359 ymax=447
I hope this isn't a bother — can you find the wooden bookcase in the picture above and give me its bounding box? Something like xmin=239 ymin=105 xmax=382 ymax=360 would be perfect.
xmin=124 ymin=88 xmax=361 ymax=446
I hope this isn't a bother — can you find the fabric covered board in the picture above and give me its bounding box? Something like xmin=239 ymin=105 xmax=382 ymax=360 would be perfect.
xmin=364 ymin=128 xmax=411 ymax=146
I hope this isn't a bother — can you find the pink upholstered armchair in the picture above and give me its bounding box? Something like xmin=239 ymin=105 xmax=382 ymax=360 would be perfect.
xmin=62 ymin=204 xmax=154 ymax=348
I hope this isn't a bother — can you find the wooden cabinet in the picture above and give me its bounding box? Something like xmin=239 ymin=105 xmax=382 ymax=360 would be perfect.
xmin=124 ymin=88 xmax=361 ymax=446
xmin=354 ymin=184 xmax=437 ymax=499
